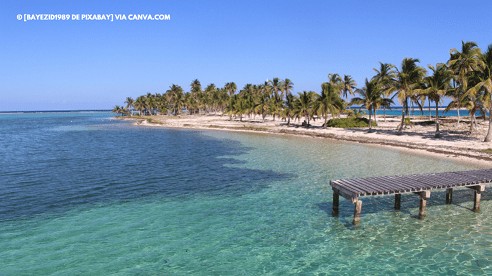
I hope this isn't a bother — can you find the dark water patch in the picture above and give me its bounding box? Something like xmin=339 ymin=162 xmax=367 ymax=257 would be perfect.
xmin=0 ymin=115 xmax=293 ymax=221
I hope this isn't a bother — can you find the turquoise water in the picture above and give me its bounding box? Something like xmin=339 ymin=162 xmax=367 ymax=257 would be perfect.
xmin=1 ymin=112 xmax=491 ymax=274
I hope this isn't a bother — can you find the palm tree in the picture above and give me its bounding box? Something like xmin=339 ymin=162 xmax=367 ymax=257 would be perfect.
xmin=203 ymin=84 xmax=218 ymax=113
xmin=284 ymin=92 xmax=297 ymax=126
xmin=268 ymin=78 xmax=281 ymax=101
xmin=448 ymin=41 xmax=484 ymax=127
xmin=327 ymin=73 xmax=343 ymax=94
xmin=351 ymin=79 xmax=392 ymax=132
xmin=112 ymin=105 xmax=127 ymax=116
xmin=184 ymin=91 xmax=197 ymax=115
xmin=167 ymin=85 xmax=185 ymax=115
xmin=342 ymin=75 xmax=357 ymax=99
xmin=315 ymin=82 xmax=344 ymax=127
xmin=124 ymin=97 xmax=134 ymax=116
xmin=233 ymin=94 xmax=249 ymax=122
xmin=224 ymin=82 xmax=237 ymax=120
xmin=391 ymin=58 xmax=426 ymax=133
xmin=156 ymin=93 xmax=168 ymax=114
xmin=133 ymin=96 xmax=145 ymax=116
xmin=420 ymin=63 xmax=452 ymax=137
xmin=280 ymin=78 xmax=294 ymax=100
xmin=463 ymin=93 xmax=485 ymax=134
xmin=469 ymin=44 xmax=492 ymax=142
xmin=190 ymin=79 xmax=204 ymax=114
xmin=255 ymin=94 xmax=268 ymax=121
xmin=295 ymin=91 xmax=318 ymax=127
xmin=143 ymin=93 xmax=155 ymax=116
xmin=373 ymin=63 xmax=396 ymax=121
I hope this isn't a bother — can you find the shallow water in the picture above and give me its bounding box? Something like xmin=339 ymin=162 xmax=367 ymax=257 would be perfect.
xmin=0 ymin=112 xmax=490 ymax=274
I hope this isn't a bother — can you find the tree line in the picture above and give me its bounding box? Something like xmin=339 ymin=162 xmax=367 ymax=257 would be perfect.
xmin=114 ymin=41 xmax=492 ymax=142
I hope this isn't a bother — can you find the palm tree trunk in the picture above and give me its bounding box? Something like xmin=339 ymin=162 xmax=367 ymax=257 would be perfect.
xmin=435 ymin=102 xmax=441 ymax=138
xmin=383 ymin=106 xmax=386 ymax=122
xmin=485 ymin=108 xmax=492 ymax=142
xmin=398 ymin=102 xmax=406 ymax=133
xmin=428 ymin=98 xmax=431 ymax=121
xmin=470 ymin=112 xmax=475 ymax=134
xmin=368 ymin=111 xmax=373 ymax=132
xmin=457 ymin=102 xmax=461 ymax=127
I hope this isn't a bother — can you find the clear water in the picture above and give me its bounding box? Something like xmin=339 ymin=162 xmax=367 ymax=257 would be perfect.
xmin=0 ymin=112 xmax=490 ymax=275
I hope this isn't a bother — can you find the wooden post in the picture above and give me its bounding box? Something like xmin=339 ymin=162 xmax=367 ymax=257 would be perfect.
xmin=470 ymin=185 xmax=485 ymax=212
xmin=418 ymin=191 xmax=431 ymax=219
xmin=474 ymin=191 xmax=481 ymax=212
xmin=332 ymin=189 xmax=339 ymax=216
xmin=445 ymin=188 xmax=453 ymax=204
xmin=353 ymin=199 xmax=362 ymax=224
xmin=394 ymin=194 xmax=401 ymax=210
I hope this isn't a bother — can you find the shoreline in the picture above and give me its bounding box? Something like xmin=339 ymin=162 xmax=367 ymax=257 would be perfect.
xmin=119 ymin=115 xmax=492 ymax=167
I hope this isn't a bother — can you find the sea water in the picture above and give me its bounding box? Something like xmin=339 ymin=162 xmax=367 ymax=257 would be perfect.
xmin=0 ymin=112 xmax=490 ymax=274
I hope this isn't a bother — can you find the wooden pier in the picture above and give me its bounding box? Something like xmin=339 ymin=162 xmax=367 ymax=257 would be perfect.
xmin=330 ymin=169 xmax=492 ymax=224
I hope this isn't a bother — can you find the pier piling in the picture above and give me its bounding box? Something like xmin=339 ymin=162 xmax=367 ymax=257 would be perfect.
xmin=446 ymin=188 xmax=453 ymax=204
xmin=418 ymin=191 xmax=431 ymax=219
xmin=332 ymin=189 xmax=339 ymax=216
xmin=353 ymin=199 xmax=362 ymax=224
xmin=394 ymin=194 xmax=401 ymax=210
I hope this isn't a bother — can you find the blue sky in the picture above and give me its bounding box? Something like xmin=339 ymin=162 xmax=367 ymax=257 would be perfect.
xmin=1 ymin=0 xmax=492 ymax=111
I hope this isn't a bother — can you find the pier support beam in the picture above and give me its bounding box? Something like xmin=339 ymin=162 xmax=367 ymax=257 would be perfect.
xmin=394 ymin=194 xmax=401 ymax=210
xmin=446 ymin=188 xmax=453 ymax=204
xmin=332 ymin=189 xmax=339 ymax=216
xmin=418 ymin=191 xmax=431 ymax=219
xmin=468 ymin=185 xmax=485 ymax=212
xmin=353 ymin=199 xmax=362 ymax=224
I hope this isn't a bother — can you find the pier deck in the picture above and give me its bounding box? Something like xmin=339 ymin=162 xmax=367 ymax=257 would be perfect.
xmin=330 ymin=169 xmax=492 ymax=224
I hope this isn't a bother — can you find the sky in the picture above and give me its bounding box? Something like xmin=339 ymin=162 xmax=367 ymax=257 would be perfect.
xmin=1 ymin=0 xmax=492 ymax=111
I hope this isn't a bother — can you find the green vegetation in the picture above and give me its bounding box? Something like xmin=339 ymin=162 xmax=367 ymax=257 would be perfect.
xmin=350 ymin=78 xmax=392 ymax=131
xmin=326 ymin=118 xmax=376 ymax=128
xmin=115 ymin=41 xmax=492 ymax=142
xmin=404 ymin=118 xmax=413 ymax=126
xmin=481 ymin=148 xmax=492 ymax=154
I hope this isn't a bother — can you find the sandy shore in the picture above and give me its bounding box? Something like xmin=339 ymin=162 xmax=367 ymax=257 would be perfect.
xmin=121 ymin=114 xmax=492 ymax=166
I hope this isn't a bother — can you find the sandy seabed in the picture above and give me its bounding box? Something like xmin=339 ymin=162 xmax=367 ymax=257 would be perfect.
xmin=122 ymin=114 xmax=492 ymax=166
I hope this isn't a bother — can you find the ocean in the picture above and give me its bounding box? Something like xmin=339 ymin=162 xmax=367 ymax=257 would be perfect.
xmin=0 ymin=112 xmax=491 ymax=274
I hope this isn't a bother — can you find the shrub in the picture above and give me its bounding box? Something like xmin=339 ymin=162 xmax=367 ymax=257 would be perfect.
xmin=346 ymin=109 xmax=365 ymax=118
xmin=326 ymin=117 xmax=377 ymax=128
xmin=345 ymin=109 xmax=355 ymax=118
